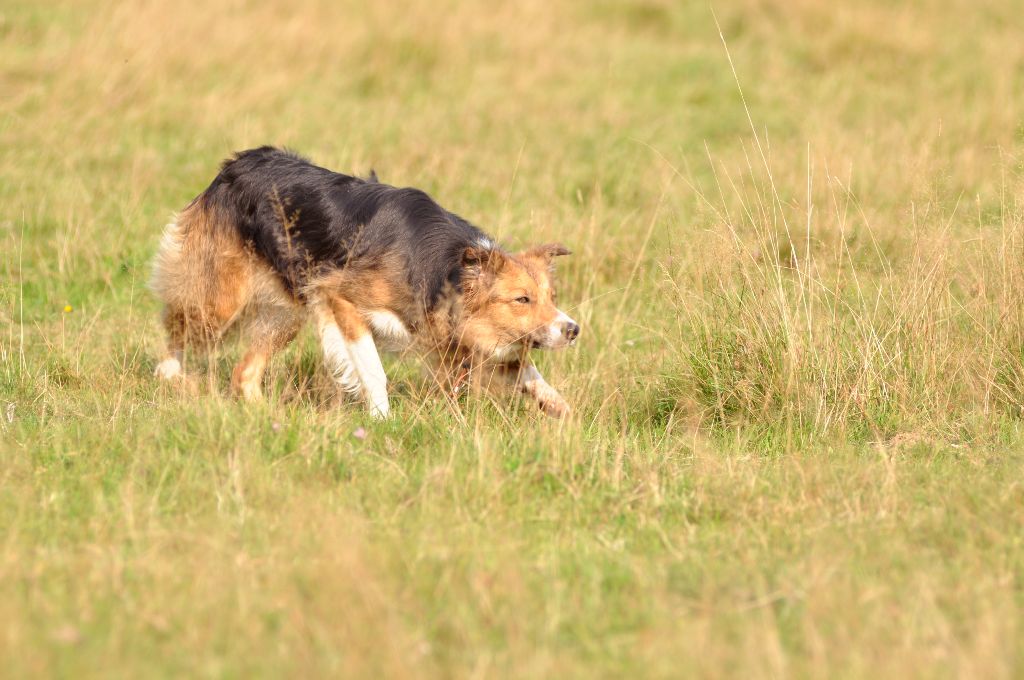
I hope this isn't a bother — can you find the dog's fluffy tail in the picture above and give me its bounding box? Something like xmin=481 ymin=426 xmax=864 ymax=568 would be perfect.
xmin=150 ymin=197 xmax=255 ymax=347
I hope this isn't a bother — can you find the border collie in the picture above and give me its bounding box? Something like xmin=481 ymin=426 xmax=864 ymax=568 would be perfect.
xmin=151 ymin=147 xmax=580 ymax=418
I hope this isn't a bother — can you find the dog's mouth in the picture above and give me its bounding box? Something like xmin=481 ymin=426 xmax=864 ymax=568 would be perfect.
xmin=489 ymin=336 xmax=574 ymax=359
xmin=529 ymin=337 xmax=576 ymax=350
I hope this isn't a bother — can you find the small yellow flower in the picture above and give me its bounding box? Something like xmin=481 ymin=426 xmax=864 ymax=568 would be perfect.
xmin=63 ymin=304 xmax=72 ymax=313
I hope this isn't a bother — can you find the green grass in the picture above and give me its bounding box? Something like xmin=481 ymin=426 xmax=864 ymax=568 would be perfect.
xmin=3 ymin=0 xmax=1024 ymax=676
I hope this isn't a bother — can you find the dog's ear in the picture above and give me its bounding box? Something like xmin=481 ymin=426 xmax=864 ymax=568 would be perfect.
xmin=462 ymin=246 xmax=506 ymax=280
xmin=521 ymin=242 xmax=571 ymax=265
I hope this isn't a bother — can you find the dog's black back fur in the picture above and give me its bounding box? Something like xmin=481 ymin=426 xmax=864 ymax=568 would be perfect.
xmin=195 ymin=146 xmax=488 ymax=308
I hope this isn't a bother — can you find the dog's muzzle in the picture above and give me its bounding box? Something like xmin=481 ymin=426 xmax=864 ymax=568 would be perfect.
xmin=533 ymin=310 xmax=580 ymax=349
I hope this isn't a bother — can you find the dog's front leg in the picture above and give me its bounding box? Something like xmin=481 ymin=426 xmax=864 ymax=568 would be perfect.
xmin=514 ymin=360 xmax=571 ymax=418
xmin=314 ymin=295 xmax=390 ymax=418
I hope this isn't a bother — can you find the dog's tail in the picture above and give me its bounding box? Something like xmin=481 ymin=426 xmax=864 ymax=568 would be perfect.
xmin=150 ymin=193 xmax=255 ymax=347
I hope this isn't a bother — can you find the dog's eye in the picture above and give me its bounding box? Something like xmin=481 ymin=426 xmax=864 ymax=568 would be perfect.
xmin=514 ymin=296 xmax=532 ymax=304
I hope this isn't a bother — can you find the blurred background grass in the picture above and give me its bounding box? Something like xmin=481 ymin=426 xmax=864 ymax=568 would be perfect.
xmin=3 ymin=0 xmax=1024 ymax=677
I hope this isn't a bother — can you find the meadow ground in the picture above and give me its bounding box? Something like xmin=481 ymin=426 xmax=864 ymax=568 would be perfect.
xmin=3 ymin=0 xmax=1024 ymax=677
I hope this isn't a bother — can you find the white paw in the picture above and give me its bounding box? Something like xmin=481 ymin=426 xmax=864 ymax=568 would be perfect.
xmin=154 ymin=357 xmax=183 ymax=380
xmin=239 ymin=382 xmax=263 ymax=401
xmin=368 ymin=396 xmax=390 ymax=419
xmin=540 ymin=398 xmax=571 ymax=419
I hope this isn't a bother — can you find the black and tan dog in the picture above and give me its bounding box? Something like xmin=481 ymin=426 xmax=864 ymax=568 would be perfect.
xmin=151 ymin=147 xmax=580 ymax=417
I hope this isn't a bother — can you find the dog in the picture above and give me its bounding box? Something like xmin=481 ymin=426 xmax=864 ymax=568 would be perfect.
xmin=150 ymin=146 xmax=580 ymax=418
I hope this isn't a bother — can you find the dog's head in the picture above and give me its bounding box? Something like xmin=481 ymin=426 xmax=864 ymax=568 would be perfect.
xmin=459 ymin=242 xmax=580 ymax=360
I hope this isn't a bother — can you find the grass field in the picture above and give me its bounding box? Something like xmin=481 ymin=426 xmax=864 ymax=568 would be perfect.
xmin=4 ymin=0 xmax=1024 ymax=676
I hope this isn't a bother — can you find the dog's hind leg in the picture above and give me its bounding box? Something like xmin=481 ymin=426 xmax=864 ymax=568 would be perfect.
xmin=152 ymin=218 xmax=190 ymax=381
xmin=312 ymin=294 xmax=390 ymax=418
xmin=151 ymin=204 xmax=254 ymax=383
xmin=154 ymin=305 xmax=187 ymax=380
xmin=231 ymin=303 xmax=302 ymax=401
xmin=154 ymin=294 xmax=246 ymax=384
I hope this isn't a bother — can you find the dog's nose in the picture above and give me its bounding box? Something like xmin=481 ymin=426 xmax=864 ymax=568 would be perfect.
xmin=564 ymin=321 xmax=580 ymax=342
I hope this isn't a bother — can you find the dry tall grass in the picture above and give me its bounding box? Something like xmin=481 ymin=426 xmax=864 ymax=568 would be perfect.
xmin=666 ymin=143 xmax=1024 ymax=444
